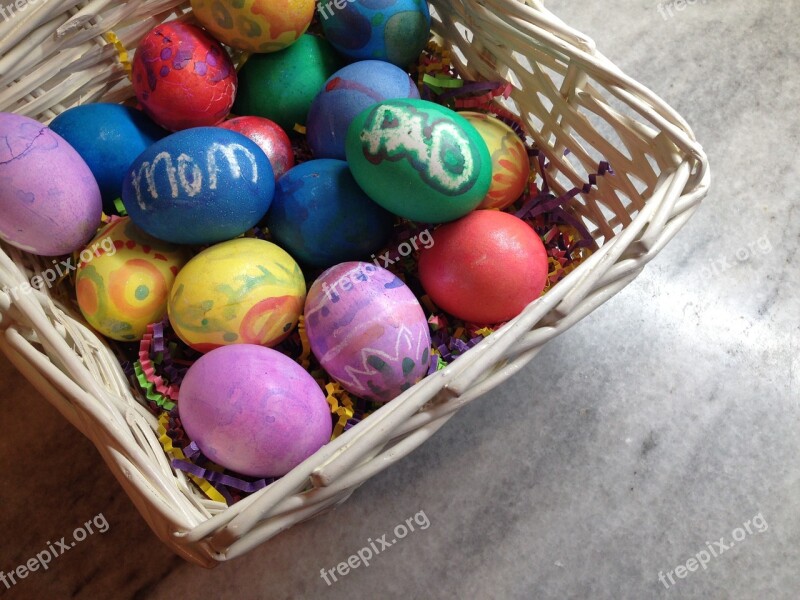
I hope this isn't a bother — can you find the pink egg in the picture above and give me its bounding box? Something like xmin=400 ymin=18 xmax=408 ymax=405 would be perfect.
xmin=305 ymin=262 xmax=431 ymax=403
xmin=0 ymin=113 xmax=102 ymax=256
xmin=219 ymin=116 xmax=295 ymax=179
xmin=132 ymin=22 xmax=237 ymax=131
xmin=179 ymin=344 xmax=332 ymax=477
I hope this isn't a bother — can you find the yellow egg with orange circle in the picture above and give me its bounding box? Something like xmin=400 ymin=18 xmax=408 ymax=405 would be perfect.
xmin=190 ymin=0 xmax=315 ymax=53
xmin=459 ymin=111 xmax=531 ymax=210
xmin=75 ymin=217 xmax=190 ymax=342
xmin=167 ymin=238 xmax=306 ymax=353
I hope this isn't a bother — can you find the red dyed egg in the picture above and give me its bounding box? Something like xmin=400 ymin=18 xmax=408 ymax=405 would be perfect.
xmin=219 ymin=116 xmax=295 ymax=179
xmin=418 ymin=210 xmax=549 ymax=325
xmin=132 ymin=22 xmax=237 ymax=131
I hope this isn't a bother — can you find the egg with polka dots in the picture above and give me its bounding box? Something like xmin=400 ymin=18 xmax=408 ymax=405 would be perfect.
xmin=132 ymin=22 xmax=237 ymax=131
xmin=76 ymin=217 xmax=190 ymax=342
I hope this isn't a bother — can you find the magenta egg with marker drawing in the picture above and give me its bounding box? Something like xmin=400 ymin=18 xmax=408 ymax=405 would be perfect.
xmin=178 ymin=344 xmax=332 ymax=478
xmin=304 ymin=262 xmax=432 ymax=403
xmin=0 ymin=112 xmax=102 ymax=256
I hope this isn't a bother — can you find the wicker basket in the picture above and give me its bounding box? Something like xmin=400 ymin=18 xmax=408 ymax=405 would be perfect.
xmin=0 ymin=0 xmax=709 ymax=567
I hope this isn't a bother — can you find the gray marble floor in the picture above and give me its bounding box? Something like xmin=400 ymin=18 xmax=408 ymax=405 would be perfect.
xmin=1 ymin=0 xmax=798 ymax=598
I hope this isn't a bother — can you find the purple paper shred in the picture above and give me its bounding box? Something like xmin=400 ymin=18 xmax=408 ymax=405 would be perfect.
xmin=171 ymin=459 xmax=275 ymax=493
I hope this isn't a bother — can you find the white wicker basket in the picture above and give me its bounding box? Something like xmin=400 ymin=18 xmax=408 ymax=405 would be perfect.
xmin=0 ymin=0 xmax=709 ymax=566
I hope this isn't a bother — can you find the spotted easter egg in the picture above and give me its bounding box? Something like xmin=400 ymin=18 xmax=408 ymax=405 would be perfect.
xmin=319 ymin=0 xmax=431 ymax=67
xmin=190 ymin=0 xmax=315 ymax=53
xmin=49 ymin=104 xmax=168 ymax=215
xmin=219 ymin=116 xmax=295 ymax=179
xmin=122 ymin=127 xmax=274 ymax=245
xmin=0 ymin=113 xmax=102 ymax=256
xmin=168 ymin=238 xmax=306 ymax=352
xmin=233 ymin=34 xmax=343 ymax=132
xmin=132 ymin=22 xmax=237 ymax=131
xmin=305 ymin=262 xmax=431 ymax=403
xmin=345 ymin=99 xmax=492 ymax=223
xmin=75 ymin=217 xmax=189 ymax=341
xmin=459 ymin=112 xmax=530 ymax=210
xmin=179 ymin=344 xmax=332 ymax=477
xmin=265 ymin=159 xmax=394 ymax=268
xmin=307 ymin=60 xmax=420 ymax=160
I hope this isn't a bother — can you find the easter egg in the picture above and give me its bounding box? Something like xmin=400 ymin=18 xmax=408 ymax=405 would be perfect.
xmin=0 ymin=113 xmax=102 ymax=256
xmin=418 ymin=210 xmax=548 ymax=325
xmin=345 ymin=99 xmax=492 ymax=223
xmin=168 ymin=238 xmax=306 ymax=352
xmin=75 ymin=217 xmax=189 ymax=341
xmin=233 ymin=34 xmax=343 ymax=132
xmin=319 ymin=0 xmax=431 ymax=67
xmin=305 ymin=262 xmax=431 ymax=403
xmin=49 ymin=104 xmax=168 ymax=215
xmin=190 ymin=0 xmax=315 ymax=53
xmin=219 ymin=116 xmax=295 ymax=179
xmin=459 ymin=112 xmax=530 ymax=210
xmin=122 ymin=127 xmax=274 ymax=245
xmin=132 ymin=22 xmax=237 ymax=131
xmin=265 ymin=159 xmax=394 ymax=268
xmin=307 ymin=60 xmax=420 ymax=160
xmin=179 ymin=344 xmax=332 ymax=477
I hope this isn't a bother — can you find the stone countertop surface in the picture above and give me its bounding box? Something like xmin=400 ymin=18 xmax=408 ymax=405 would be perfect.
xmin=1 ymin=1 xmax=798 ymax=598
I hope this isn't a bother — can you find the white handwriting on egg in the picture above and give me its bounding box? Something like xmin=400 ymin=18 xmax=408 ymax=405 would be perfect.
xmin=131 ymin=143 xmax=259 ymax=208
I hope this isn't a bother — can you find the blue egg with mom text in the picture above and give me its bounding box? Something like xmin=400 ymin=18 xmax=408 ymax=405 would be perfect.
xmin=264 ymin=159 xmax=394 ymax=268
xmin=307 ymin=60 xmax=420 ymax=160
xmin=49 ymin=104 xmax=167 ymax=215
xmin=122 ymin=127 xmax=274 ymax=245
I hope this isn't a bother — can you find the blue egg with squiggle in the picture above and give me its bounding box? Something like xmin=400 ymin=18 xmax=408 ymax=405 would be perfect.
xmin=307 ymin=60 xmax=420 ymax=160
xmin=49 ymin=104 xmax=168 ymax=215
xmin=265 ymin=159 xmax=394 ymax=268
xmin=122 ymin=127 xmax=274 ymax=245
xmin=319 ymin=0 xmax=431 ymax=68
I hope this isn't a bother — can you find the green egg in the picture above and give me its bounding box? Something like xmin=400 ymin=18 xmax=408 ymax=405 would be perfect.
xmin=232 ymin=34 xmax=343 ymax=132
xmin=345 ymin=99 xmax=492 ymax=223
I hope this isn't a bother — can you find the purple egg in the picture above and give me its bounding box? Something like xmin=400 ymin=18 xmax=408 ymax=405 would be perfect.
xmin=305 ymin=262 xmax=431 ymax=403
xmin=0 ymin=113 xmax=102 ymax=256
xmin=178 ymin=344 xmax=332 ymax=477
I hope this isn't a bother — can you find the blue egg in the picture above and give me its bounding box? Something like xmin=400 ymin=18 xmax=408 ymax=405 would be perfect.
xmin=265 ymin=159 xmax=394 ymax=268
xmin=122 ymin=127 xmax=274 ymax=245
xmin=307 ymin=60 xmax=420 ymax=160
xmin=49 ymin=104 xmax=167 ymax=214
xmin=319 ymin=0 xmax=431 ymax=67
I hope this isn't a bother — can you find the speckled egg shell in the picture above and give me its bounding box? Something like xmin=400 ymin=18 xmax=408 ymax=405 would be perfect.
xmin=168 ymin=238 xmax=306 ymax=352
xmin=179 ymin=344 xmax=332 ymax=477
xmin=190 ymin=0 xmax=316 ymax=53
xmin=305 ymin=262 xmax=431 ymax=403
xmin=75 ymin=217 xmax=189 ymax=341
xmin=49 ymin=104 xmax=168 ymax=214
xmin=232 ymin=34 xmax=343 ymax=132
xmin=306 ymin=60 xmax=420 ymax=160
xmin=345 ymin=99 xmax=492 ymax=223
xmin=0 ymin=113 xmax=102 ymax=256
xmin=219 ymin=116 xmax=295 ymax=179
xmin=459 ymin=111 xmax=530 ymax=210
xmin=132 ymin=22 xmax=237 ymax=131
xmin=265 ymin=159 xmax=394 ymax=268
xmin=121 ymin=127 xmax=274 ymax=245
xmin=319 ymin=0 xmax=431 ymax=67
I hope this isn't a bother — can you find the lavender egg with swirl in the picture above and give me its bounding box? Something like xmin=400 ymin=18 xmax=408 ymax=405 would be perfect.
xmin=305 ymin=262 xmax=431 ymax=403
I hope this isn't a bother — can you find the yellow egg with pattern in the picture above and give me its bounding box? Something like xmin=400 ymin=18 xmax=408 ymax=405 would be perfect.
xmin=459 ymin=111 xmax=531 ymax=210
xmin=75 ymin=218 xmax=190 ymax=341
xmin=167 ymin=238 xmax=306 ymax=353
xmin=190 ymin=0 xmax=315 ymax=53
